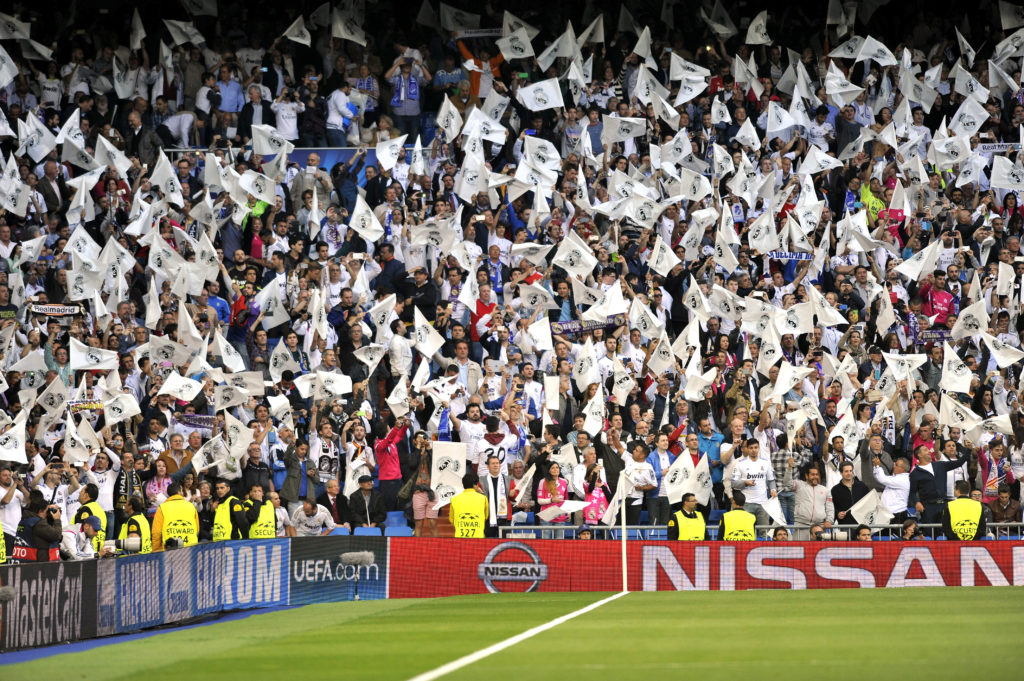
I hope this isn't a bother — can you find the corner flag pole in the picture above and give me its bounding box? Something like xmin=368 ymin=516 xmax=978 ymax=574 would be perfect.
xmin=619 ymin=470 xmax=628 ymax=593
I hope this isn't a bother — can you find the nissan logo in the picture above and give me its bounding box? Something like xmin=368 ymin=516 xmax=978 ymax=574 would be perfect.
xmin=478 ymin=541 xmax=548 ymax=593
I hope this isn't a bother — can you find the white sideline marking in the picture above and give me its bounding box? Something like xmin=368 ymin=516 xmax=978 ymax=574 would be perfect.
xmin=406 ymin=591 xmax=629 ymax=681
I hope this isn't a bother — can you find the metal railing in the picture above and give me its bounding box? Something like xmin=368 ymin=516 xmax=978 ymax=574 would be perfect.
xmin=497 ymin=523 xmax=1024 ymax=541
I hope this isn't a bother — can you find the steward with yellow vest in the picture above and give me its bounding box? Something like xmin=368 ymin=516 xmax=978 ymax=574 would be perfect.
xmin=668 ymin=493 xmax=709 ymax=540
xmin=212 ymin=479 xmax=250 ymax=541
xmin=717 ymin=491 xmax=757 ymax=540
xmin=153 ymin=482 xmax=200 ymax=551
xmin=244 ymin=485 xmax=277 ymax=539
xmin=449 ymin=472 xmax=488 ymax=538
xmin=73 ymin=483 xmax=107 ymax=553
xmin=117 ymin=498 xmax=153 ymax=553
xmin=942 ymin=481 xmax=986 ymax=540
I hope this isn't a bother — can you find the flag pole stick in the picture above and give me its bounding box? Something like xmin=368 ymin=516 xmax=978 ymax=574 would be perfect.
xmin=619 ymin=470 xmax=628 ymax=593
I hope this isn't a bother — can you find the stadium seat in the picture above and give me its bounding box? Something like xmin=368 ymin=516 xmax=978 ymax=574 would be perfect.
xmin=385 ymin=511 xmax=407 ymax=527
xmin=524 ymin=512 xmax=535 ymax=524
xmin=354 ymin=527 xmax=382 ymax=536
xmin=647 ymin=529 xmax=666 ymax=540
xmin=329 ymin=527 xmax=351 ymax=536
xmin=638 ymin=510 xmax=649 ymax=524
xmin=384 ymin=526 xmax=414 ymax=537
xmin=708 ymin=510 xmax=725 ymax=524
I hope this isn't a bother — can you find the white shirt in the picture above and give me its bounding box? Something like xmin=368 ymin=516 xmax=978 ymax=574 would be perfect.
xmin=624 ymin=457 xmax=655 ymax=504
xmin=459 ymin=421 xmax=487 ymax=465
xmin=732 ymin=456 xmax=775 ymax=504
xmin=60 ymin=525 xmax=96 ymax=560
xmin=0 ymin=484 xmax=24 ymax=535
xmin=291 ymin=504 xmax=336 ymax=536
xmin=872 ymin=465 xmax=909 ymax=514
xmin=326 ymin=89 xmax=352 ymax=130
xmin=475 ymin=433 xmax=518 ymax=477
xmin=271 ymin=100 xmax=305 ymax=140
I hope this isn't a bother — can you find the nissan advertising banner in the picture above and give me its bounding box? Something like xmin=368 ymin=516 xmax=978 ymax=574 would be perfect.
xmin=388 ymin=539 xmax=1024 ymax=597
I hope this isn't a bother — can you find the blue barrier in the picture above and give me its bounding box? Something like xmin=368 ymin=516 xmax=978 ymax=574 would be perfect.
xmin=4 ymin=536 xmax=389 ymax=651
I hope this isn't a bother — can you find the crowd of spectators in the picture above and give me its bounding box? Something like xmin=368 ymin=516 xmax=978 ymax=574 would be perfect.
xmin=1 ymin=0 xmax=1024 ymax=562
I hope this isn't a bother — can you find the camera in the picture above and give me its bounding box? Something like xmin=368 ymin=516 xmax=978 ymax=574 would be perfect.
xmin=104 ymin=537 xmax=142 ymax=552
xmin=812 ymin=530 xmax=824 ymax=540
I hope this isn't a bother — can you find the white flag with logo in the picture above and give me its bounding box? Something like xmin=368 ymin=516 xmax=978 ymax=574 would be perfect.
xmin=939 ymin=341 xmax=973 ymax=393
xmin=376 ymin=134 xmax=409 ymax=172
xmin=281 ymin=15 xmax=312 ymax=46
xmin=849 ymin=489 xmax=894 ymax=527
xmin=349 ymin=195 xmax=385 ymax=243
xmin=0 ymin=412 xmax=27 ymax=464
xmin=70 ymin=337 xmax=119 ymax=371
xmin=981 ymin=332 xmax=1024 ymax=368
xmin=430 ymin=441 xmax=467 ymax=509
xmin=517 ymin=78 xmax=564 ymax=112
xmin=354 ymin=343 xmax=388 ymax=377
xmin=665 ymin=452 xmax=695 ymax=504
xmin=159 ymin=372 xmax=204 ymax=402
xmin=951 ymin=298 xmax=989 ymax=340
xmin=103 ymin=392 xmax=141 ymax=427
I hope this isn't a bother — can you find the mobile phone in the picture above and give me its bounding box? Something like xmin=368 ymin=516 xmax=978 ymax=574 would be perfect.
xmin=524 ymin=129 xmax=537 ymax=136
xmin=310 ymin=76 xmax=318 ymax=82
xmin=518 ymin=72 xmax=529 ymax=80
xmin=261 ymin=67 xmax=268 ymax=73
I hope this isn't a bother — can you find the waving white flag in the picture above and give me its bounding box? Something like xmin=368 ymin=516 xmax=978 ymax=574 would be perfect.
xmin=70 ymin=337 xmax=119 ymax=371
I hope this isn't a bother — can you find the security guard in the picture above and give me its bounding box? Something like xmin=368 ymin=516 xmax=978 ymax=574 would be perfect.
xmin=117 ymin=498 xmax=153 ymax=553
xmin=942 ymin=481 xmax=986 ymax=540
xmin=449 ymin=472 xmax=488 ymax=538
xmin=244 ymin=485 xmax=276 ymax=539
xmin=73 ymin=483 xmax=107 ymax=553
xmin=668 ymin=493 xmax=709 ymax=540
xmin=153 ymin=481 xmax=199 ymax=550
xmin=212 ymin=479 xmax=250 ymax=541
xmin=717 ymin=491 xmax=757 ymax=540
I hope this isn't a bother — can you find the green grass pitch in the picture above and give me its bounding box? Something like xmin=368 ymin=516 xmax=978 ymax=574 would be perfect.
xmin=5 ymin=588 xmax=1023 ymax=680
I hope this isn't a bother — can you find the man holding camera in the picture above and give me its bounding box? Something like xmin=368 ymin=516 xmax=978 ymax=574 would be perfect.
xmin=0 ymin=465 xmax=28 ymax=563
xmin=15 ymin=500 xmax=63 ymax=562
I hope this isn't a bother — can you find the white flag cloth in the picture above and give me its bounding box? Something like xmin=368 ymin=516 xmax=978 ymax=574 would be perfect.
xmin=267 ymin=338 xmax=301 ymax=383
xmin=1000 ymin=0 xmax=1024 ymax=30
xmin=648 ymin=234 xmax=681 ymax=276
xmin=159 ymin=372 xmax=204 ymax=402
xmin=430 ymin=441 xmax=467 ymax=509
xmin=528 ymin=316 xmax=554 ymax=352
xmin=849 ymin=489 xmax=894 ymax=526
xmin=214 ymin=384 xmax=250 ymax=411
xmin=990 ymin=155 xmax=1024 ymax=191
xmin=855 ymin=35 xmax=897 ymax=66
xmin=552 ymin=230 xmax=598 ymax=277
xmin=981 ymin=332 xmax=1024 ymax=368
xmin=895 ymin=237 xmax=941 ymax=281
xmin=349 ymin=195 xmax=385 ymax=243
xmin=0 ymin=413 xmax=27 ymax=464
xmin=412 ymin=307 xmax=446 ymax=357
xmin=103 ymin=392 xmax=141 ymax=427
xmin=665 ymin=452 xmax=695 ymax=504
xmin=281 ymin=16 xmax=312 ymax=46
xmin=70 ymin=337 xmax=119 ymax=371
xmin=0 ymin=11 xmax=31 ymax=40
xmin=797 ymin=145 xmax=843 ymax=175
xmin=601 ymin=115 xmax=646 ymax=144
xmin=571 ymin=337 xmax=601 ymax=392
xmin=940 ymin=342 xmax=974 ymax=393
xmin=517 ymin=78 xmax=564 ymax=112
xmin=745 ymin=10 xmax=771 ymax=45
xmin=149 ymin=150 xmax=184 ymax=206
xmin=761 ymin=495 xmax=789 ymax=527
xmin=939 ymin=394 xmax=983 ymax=431
xmin=496 ymin=27 xmax=534 ymax=60
xmin=951 ymin=299 xmax=989 ymax=340
xmin=251 ymin=124 xmax=295 ymax=157
xmin=354 ymin=343 xmax=387 ymax=377
xmin=191 ymin=435 xmax=228 ymax=474
xmin=375 ymin=134 xmax=408 ymax=172
xmin=948 ymin=96 xmax=990 ymax=137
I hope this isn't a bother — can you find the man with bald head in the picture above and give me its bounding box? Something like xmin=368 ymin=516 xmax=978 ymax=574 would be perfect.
xmin=290 ymin=152 xmax=334 ymax=206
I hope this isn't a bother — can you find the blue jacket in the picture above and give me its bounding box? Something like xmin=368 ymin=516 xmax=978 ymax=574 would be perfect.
xmin=698 ymin=431 xmax=726 ymax=483
xmin=645 ymin=449 xmax=677 ymax=499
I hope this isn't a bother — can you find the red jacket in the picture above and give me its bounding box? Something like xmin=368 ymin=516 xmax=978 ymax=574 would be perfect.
xmin=374 ymin=423 xmax=408 ymax=481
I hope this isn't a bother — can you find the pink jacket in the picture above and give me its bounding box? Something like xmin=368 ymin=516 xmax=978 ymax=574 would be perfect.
xmin=536 ymin=478 xmax=569 ymax=522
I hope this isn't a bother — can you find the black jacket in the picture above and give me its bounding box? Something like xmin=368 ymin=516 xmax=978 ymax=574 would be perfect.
xmin=317 ymin=492 xmax=351 ymax=526
xmin=829 ymin=479 xmax=870 ymax=525
xmin=348 ymin=489 xmax=387 ymax=526
xmin=908 ymin=452 xmax=970 ymax=505
xmin=238 ymin=100 xmax=275 ymax=141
